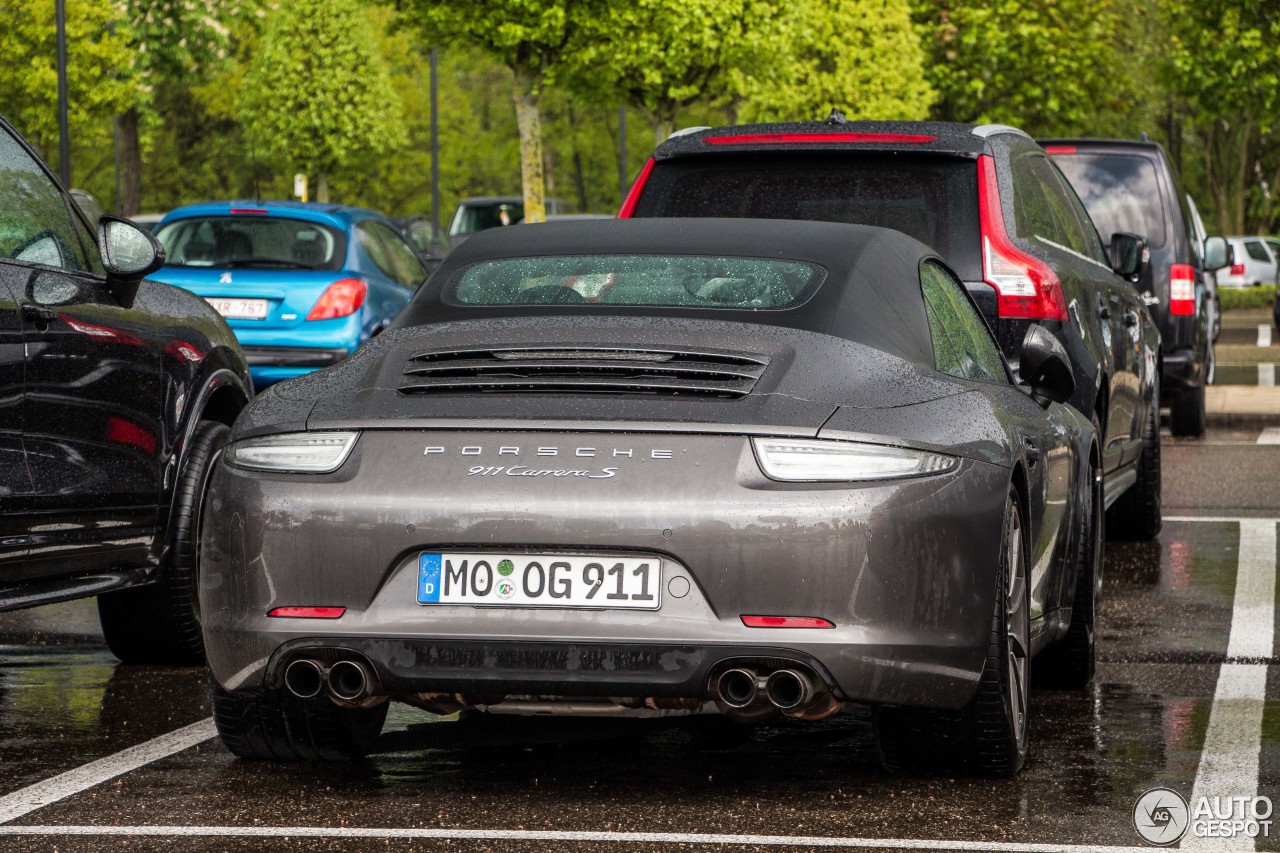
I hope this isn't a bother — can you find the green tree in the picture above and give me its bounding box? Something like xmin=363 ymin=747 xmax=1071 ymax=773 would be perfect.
xmin=1165 ymin=0 xmax=1280 ymax=234
xmin=114 ymin=0 xmax=253 ymax=214
xmin=914 ymin=0 xmax=1140 ymax=136
xmin=239 ymin=0 xmax=405 ymax=203
xmin=740 ymin=0 xmax=935 ymax=123
xmin=400 ymin=0 xmax=602 ymax=223
xmin=0 ymin=0 xmax=139 ymax=195
xmin=576 ymin=0 xmax=789 ymax=145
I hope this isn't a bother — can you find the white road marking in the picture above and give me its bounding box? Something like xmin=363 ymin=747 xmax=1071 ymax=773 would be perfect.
xmin=1225 ymin=520 xmax=1277 ymax=661
xmin=1259 ymin=324 xmax=1273 ymax=347
xmin=0 ymin=826 xmax=1159 ymax=850
xmin=1260 ymin=364 xmax=1276 ymax=387
xmin=1181 ymin=519 xmax=1276 ymax=851
xmin=0 ymin=718 xmax=215 ymax=824
xmin=1258 ymin=428 xmax=1280 ymax=445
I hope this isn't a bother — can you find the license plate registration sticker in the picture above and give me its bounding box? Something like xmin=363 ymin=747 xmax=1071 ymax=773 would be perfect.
xmin=209 ymin=298 xmax=269 ymax=320
xmin=417 ymin=553 xmax=661 ymax=610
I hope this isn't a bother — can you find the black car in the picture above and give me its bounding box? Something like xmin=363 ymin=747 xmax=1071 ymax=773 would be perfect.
xmin=0 ymin=116 xmax=253 ymax=664
xmin=621 ymin=120 xmax=1164 ymax=540
xmin=201 ymin=219 xmax=1099 ymax=774
xmin=1042 ymin=139 xmax=1226 ymax=437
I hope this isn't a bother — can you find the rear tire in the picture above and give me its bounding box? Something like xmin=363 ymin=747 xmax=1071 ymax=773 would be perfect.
xmin=1169 ymin=384 xmax=1206 ymax=438
xmin=1107 ymin=397 xmax=1162 ymax=540
xmin=1039 ymin=453 xmax=1102 ymax=688
xmin=875 ymin=489 xmax=1029 ymax=776
xmin=211 ymin=680 xmax=387 ymax=761
xmin=98 ymin=420 xmax=229 ymax=665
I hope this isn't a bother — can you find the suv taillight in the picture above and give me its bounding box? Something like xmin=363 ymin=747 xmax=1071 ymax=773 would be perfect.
xmin=1230 ymin=262 xmax=1245 ymax=276
xmin=307 ymin=278 xmax=367 ymax=321
xmin=1169 ymin=264 xmax=1195 ymax=316
xmin=617 ymin=158 xmax=655 ymax=218
xmin=977 ymin=155 xmax=1067 ymax=321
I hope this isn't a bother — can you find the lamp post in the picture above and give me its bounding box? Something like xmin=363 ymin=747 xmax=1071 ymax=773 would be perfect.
xmin=56 ymin=0 xmax=70 ymax=187
xmin=430 ymin=46 xmax=440 ymax=253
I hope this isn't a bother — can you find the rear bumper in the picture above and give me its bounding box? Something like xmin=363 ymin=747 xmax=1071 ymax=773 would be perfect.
xmin=242 ymin=346 xmax=350 ymax=388
xmin=200 ymin=430 xmax=1012 ymax=712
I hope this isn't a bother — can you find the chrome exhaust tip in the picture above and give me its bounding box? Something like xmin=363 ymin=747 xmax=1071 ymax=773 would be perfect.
xmin=716 ymin=668 xmax=760 ymax=709
xmin=327 ymin=659 xmax=371 ymax=702
xmin=283 ymin=658 xmax=324 ymax=699
xmin=765 ymin=668 xmax=815 ymax=712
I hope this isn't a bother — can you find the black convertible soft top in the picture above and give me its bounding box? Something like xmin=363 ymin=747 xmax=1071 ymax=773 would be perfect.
xmin=398 ymin=218 xmax=946 ymax=369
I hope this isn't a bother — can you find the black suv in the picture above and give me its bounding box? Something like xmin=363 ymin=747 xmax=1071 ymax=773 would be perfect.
xmin=1042 ymin=139 xmax=1223 ymax=437
xmin=0 ymin=116 xmax=253 ymax=663
xmin=623 ymin=119 xmax=1164 ymax=539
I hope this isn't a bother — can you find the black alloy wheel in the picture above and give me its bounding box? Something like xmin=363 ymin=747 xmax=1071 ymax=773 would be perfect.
xmin=875 ymin=488 xmax=1030 ymax=776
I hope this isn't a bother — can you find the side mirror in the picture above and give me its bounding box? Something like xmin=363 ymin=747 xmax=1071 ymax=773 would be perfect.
xmin=1204 ymin=236 xmax=1232 ymax=271
xmin=1110 ymin=232 xmax=1148 ymax=279
xmin=1019 ymin=324 xmax=1075 ymax=407
xmin=97 ymin=215 xmax=165 ymax=307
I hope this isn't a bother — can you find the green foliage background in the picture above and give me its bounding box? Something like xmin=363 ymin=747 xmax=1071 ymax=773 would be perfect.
xmin=2 ymin=0 xmax=1278 ymax=235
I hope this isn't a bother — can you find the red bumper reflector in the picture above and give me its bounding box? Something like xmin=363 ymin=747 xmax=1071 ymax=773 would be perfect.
xmin=617 ymin=157 xmax=655 ymax=218
xmin=268 ymin=606 xmax=346 ymax=619
xmin=741 ymin=615 xmax=835 ymax=629
xmin=1043 ymin=145 xmax=1077 ymax=155
xmin=702 ymin=132 xmax=936 ymax=146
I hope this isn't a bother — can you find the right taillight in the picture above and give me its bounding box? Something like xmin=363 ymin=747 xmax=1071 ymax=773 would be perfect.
xmin=977 ymin=154 xmax=1068 ymax=321
xmin=1230 ymin=263 xmax=1245 ymax=276
xmin=1169 ymin=264 xmax=1195 ymax=316
xmin=307 ymin=277 xmax=367 ymax=321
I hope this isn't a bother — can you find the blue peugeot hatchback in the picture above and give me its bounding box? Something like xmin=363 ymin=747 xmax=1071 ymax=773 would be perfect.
xmin=152 ymin=201 xmax=427 ymax=388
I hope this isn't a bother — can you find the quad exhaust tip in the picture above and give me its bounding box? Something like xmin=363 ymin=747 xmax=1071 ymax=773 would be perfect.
xmin=283 ymin=658 xmax=324 ymax=699
xmin=327 ymin=659 xmax=372 ymax=702
xmin=765 ymin=669 xmax=816 ymax=712
xmin=716 ymin=668 xmax=760 ymax=708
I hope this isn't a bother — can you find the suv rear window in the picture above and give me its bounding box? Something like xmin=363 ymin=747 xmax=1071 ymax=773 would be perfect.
xmin=446 ymin=254 xmax=824 ymax=310
xmin=1048 ymin=153 xmax=1167 ymax=249
xmin=155 ymin=215 xmax=347 ymax=271
xmin=632 ymin=154 xmax=982 ymax=281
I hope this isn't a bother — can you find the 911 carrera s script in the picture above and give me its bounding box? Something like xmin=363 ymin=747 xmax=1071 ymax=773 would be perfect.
xmin=417 ymin=552 xmax=662 ymax=609
xmin=467 ymin=465 xmax=618 ymax=478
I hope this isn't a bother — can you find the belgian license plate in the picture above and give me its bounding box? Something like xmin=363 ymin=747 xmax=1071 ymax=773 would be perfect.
xmin=209 ymin=298 xmax=269 ymax=320
xmin=417 ymin=552 xmax=661 ymax=610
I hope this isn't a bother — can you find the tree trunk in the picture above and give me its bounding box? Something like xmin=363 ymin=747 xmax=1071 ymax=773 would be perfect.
xmin=512 ymin=70 xmax=547 ymax=224
xmin=117 ymin=107 xmax=142 ymax=217
xmin=317 ymin=171 xmax=329 ymax=204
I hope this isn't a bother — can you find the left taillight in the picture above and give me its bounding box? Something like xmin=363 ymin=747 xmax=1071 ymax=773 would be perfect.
xmin=977 ymin=154 xmax=1068 ymax=321
xmin=1169 ymin=264 xmax=1196 ymax=316
xmin=307 ymin=277 xmax=366 ymax=321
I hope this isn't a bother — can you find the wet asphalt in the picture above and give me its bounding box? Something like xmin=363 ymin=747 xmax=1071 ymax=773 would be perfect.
xmin=1 ymin=428 xmax=1279 ymax=852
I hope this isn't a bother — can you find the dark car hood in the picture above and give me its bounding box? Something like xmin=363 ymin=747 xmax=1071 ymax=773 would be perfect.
xmin=231 ymin=317 xmax=969 ymax=440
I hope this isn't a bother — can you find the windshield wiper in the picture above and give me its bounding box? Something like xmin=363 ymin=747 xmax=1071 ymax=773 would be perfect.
xmin=221 ymin=257 xmax=317 ymax=270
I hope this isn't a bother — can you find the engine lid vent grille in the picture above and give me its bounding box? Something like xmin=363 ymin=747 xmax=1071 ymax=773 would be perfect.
xmin=399 ymin=347 xmax=769 ymax=398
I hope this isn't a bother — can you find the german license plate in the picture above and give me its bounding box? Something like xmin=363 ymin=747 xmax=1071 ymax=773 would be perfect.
xmin=209 ymin=297 xmax=269 ymax=320
xmin=417 ymin=552 xmax=661 ymax=610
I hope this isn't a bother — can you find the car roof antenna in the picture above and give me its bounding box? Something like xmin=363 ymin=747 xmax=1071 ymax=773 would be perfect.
xmin=826 ymin=108 xmax=847 ymax=126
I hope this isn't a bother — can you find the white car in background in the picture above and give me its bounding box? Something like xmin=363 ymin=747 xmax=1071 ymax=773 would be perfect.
xmin=1219 ymin=236 xmax=1280 ymax=287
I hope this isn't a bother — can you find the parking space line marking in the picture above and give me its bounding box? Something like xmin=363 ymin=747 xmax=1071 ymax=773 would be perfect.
xmin=0 ymin=718 xmax=214 ymax=824
xmin=0 ymin=826 xmax=1159 ymax=850
xmin=1180 ymin=519 xmax=1276 ymax=850
xmin=1259 ymin=324 xmax=1272 ymax=348
xmin=1259 ymin=428 xmax=1280 ymax=445
xmin=1260 ymin=364 xmax=1276 ymax=388
xmin=1225 ymin=520 xmax=1277 ymax=661
xmin=1166 ymin=516 xmax=1280 ymax=524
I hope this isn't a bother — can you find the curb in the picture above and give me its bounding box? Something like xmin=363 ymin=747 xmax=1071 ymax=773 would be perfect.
xmin=1206 ymin=411 xmax=1280 ymax=427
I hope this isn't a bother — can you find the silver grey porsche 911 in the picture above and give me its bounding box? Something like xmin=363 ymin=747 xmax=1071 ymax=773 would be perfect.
xmin=200 ymin=218 xmax=1102 ymax=775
